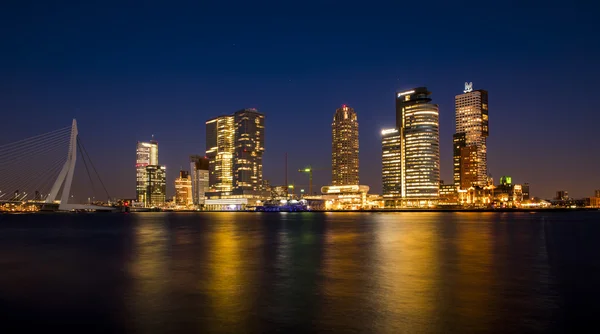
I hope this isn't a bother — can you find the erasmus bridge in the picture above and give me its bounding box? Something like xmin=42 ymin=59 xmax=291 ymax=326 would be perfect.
xmin=0 ymin=119 xmax=116 ymax=212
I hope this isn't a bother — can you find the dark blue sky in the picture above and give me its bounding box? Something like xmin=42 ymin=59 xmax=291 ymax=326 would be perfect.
xmin=1 ymin=1 xmax=599 ymax=200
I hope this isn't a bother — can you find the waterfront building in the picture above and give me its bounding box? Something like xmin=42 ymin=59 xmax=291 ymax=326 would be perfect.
xmin=146 ymin=165 xmax=166 ymax=207
xmin=556 ymin=190 xmax=569 ymax=200
xmin=321 ymin=185 xmax=370 ymax=210
xmin=590 ymin=190 xmax=600 ymax=208
xmin=331 ymin=105 xmax=359 ymax=186
xmin=381 ymin=128 xmax=402 ymax=207
xmin=439 ymin=182 xmax=460 ymax=206
xmin=453 ymin=133 xmax=478 ymax=189
xmin=395 ymin=87 xmax=440 ymax=206
xmin=175 ymin=170 xmax=192 ymax=208
xmin=522 ymin=183 xmax=530 ymax=200
xmin=233 ymin=108 xmax=265 ymax=192
xmin=206 ymin=115 xmax=235 ymax=193
xmin=135 ymin=139 xmax=158 ymax=206
xmin=454 ymin=83 xmax=489 ymax=188
xmin=205 ymin=109 xmax=266 ymax=198
xmin=190 ymin=155 xmax=209 ymax=206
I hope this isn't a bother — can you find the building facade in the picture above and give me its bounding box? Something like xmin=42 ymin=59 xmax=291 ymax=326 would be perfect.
xmin=175 ymin=170 xmax=192 ymax=207
xmin=395 ymin=88 xmax=440 ymax=205
xmin=146 ymin=165 xmax=166 ymax=207
xmin=331 ymin=105 xmax=359 ymax=186
xmin=205 ymin=109 xmax=266 ymax=197
xmin=381 ymin=128 xmax=402 ymax=200
xmin=233 ymin=108 xmax=265 ymax=192
xmin=206 ymin=115 xmax=235 ymax=193
xmin=190 ymin=155 xmax=209 ymax=205
xmin=136 ymin=140 xmax=158 ymax=206
xmin=454 ymin=83 xmax=489 ymax=188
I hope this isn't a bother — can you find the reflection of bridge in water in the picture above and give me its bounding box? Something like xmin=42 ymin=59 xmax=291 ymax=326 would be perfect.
xmin=0 ymin=119 xmax=115 ymax=212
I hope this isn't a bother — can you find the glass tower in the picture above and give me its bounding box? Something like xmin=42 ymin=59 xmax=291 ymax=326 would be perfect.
xmin=136 ymin=139 xmax=158 ymax=206
xmin=395 ymin=87 xmax=440 ymax=203
xmin=233 ymin=108 xmax=265 ymax=192
xmin=381 ymin=128 xmax=402 ymax=199
xmin=205 ymin=115 xmax=235 ymax=193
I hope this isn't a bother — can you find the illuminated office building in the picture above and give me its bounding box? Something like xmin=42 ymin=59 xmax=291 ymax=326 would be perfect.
xmin=395 ymin=87 xmax=440 ymax=204
xmin=136 ymin=139 xmax=158 ymax=206
xmin=381 ymin=128 xmax=402 ymax=199
xmin=454 ymin=83 xmax=489 ymax=188
xmin=206 ymin=109 xmax=266 ymax=196
xmin=190 ymin=155 xmax=209 ymax=205
xmin=233 ymin=108 xmax=265 ymax=192
xmin=146 ymin=165 xmax=166 ymax=207
xmin=206 ymin=115 xmax=235 ymax=193
xmin=331 ymin=105 xmax=359 ymax=186
xmin=175 ymin=170 xmax=192 ymax=207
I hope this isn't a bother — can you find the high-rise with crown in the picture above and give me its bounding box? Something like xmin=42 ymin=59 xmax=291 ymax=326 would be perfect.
xmin=395 ymin=87 xmax=440 ymax=205
xmin=331 ymin=105 xmax=359 ymax=185
xmin=136 ymin=139 xmax=158 ymax=205
xmin=454 ymin=82 xmax=489 ymax=189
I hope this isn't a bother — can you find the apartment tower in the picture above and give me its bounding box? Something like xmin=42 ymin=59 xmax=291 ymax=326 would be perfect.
xmin=331 ymin=105 xmax=359 ymax=185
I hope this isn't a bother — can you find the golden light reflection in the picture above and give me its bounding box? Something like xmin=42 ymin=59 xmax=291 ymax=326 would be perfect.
xmin=453 ymin=215 xmax=493 ymax=327
xmin=205 ymin=213 xmax=262 ymax=331
xmin=128 ymin=213 xmax=170 ymax=332
xmin=373 ymin=213 xmax=441 ymax=332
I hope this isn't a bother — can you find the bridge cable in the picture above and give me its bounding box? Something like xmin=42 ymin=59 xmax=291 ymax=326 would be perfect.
xmin=76 ymin=138 xmax=97 ymax=200
xmin=77 ymin=136 xmax=111 ymax=201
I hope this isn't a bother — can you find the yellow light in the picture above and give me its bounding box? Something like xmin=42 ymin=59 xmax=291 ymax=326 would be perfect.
xmin=304 ymin=168 xmax=311 ymax=172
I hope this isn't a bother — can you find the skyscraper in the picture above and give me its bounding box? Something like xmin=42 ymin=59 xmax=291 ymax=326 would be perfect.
xmin=136 ymin=139 xmax=158 ymax=205
xmin=233 ymin=108 xmax=265 ymax=192
xmin=454 ymin=83 xmax=489 ymax=188
xmin=205 ymin=115 xmax=235 ymax=193
xmin=146 ymin=165 xmax=166 ymax=207
xmin=331 ymin=105 xmax=359 ymax=186
xmin=175 ymin=170 xmax=192 ymax=207
xmin=381 ymin=128 xmax=402 ymax=200
xmin=395 ymin=88 xmax=440 ymax=204
xmin=205 ymin=109 xmax=266 ymax=196
xmin=190 ymin=155 xmax=209 ymax=205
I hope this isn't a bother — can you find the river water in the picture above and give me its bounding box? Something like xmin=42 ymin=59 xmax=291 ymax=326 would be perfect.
xmin=0 ymin=212 xmax=599 ymax=333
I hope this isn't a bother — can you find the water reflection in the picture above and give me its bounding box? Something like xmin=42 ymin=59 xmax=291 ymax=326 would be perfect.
xmin=1 ymin=211 xmax=596 ymax=332
xmin=128 ymin=213 xmax=170 ymax=332
xmin=373 ymin=213 xmax=442 ymax=333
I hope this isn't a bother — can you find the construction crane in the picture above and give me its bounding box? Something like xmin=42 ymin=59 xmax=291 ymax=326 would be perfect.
xmin=298 ymin=167 xmax=314 ymax=196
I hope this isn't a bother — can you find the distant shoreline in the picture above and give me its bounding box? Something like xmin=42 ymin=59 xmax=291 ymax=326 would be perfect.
xmin=2 ymin=208 xmax=598 ymax=214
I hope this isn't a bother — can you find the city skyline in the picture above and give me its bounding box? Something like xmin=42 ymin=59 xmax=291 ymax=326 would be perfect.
xmin=2 ymin=2 xmax=599 ymax=200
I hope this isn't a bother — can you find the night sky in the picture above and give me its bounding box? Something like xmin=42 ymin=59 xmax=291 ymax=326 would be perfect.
xmin=1 ymin=1 xmax=599 ymax=201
